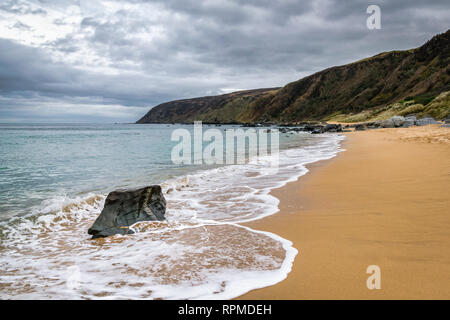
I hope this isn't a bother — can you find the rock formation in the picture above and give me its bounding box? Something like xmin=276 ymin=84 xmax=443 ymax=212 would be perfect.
xmin=88 ymin=186 xmax=166 ymax=239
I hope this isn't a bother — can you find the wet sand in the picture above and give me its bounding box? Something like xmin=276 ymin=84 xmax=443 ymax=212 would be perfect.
xmin=239 ymin=125 xmax=450 ymax=299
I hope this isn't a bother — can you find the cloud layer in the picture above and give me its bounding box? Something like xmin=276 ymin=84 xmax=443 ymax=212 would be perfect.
xmin=0 ymin=0 xmax=449 ymax=122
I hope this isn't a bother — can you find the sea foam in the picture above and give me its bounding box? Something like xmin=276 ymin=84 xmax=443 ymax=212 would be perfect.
xmin=0 ymin=133 xmax=344 ymax=299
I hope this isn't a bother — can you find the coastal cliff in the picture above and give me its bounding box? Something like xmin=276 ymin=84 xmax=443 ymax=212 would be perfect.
xmin=137 ymin=30 xmax=450 ymax=124
xmin=136 ymin=88 xmax=280 ymax=124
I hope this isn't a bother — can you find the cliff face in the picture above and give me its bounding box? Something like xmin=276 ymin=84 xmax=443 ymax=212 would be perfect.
xmin=137 ymin=30 xmax=450 ymax=124
xmin=136 ymin=88 xmax=280 ymax=123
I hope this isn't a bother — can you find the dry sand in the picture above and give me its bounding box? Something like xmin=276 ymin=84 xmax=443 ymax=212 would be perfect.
xmin=239 ymin=125 xmax=450 ymax=299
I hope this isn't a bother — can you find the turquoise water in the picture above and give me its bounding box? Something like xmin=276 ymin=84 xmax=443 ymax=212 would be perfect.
xmin=0 ymin=123 xmax=344 ymax=299
xmin=0 ymin=123 xmax=312 ymax=219
xmin=0 ymin=124 xmax=212 ymax=219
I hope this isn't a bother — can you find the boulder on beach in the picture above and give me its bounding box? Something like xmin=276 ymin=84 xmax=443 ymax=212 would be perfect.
xmin=302 ymin=124 xmax=316 ymax=132
xmin=403 ymin=115 xmax=417 ymax=127
xmin=381 ymin=118 xmax=395 ymax=128
xmin=382 ymin=116 xmax=405 ymax=128
xmin=402 ymin=120 xmax=415 ymax=127
xmin=416 ymin=117 xmax=439 ymax=126
xmin=405 ymin=115 xmax=417 ymax=121
xmin=366 ymin=121 xmax=382 ymax=129
xmin=88 ymin=185 xmax=166 ymax=239
xmin=391 ymin=116 xmax=406 ymax=127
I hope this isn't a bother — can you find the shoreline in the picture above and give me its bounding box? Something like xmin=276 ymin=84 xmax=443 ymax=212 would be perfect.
xmin=2 ymin=125 xmax=449 ymax=299
xmin=238 ymin=125 xmax=450 ymax=299
xmin=0 ymin=128 xmax=343 ymax=299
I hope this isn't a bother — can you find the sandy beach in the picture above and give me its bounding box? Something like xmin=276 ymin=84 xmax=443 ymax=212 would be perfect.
xmin=239 ymin=125 xmax=450 ymax=299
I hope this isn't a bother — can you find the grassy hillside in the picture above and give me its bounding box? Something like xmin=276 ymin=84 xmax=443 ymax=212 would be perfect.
xmin=137 ymin=30 xmax=450 ymax=124
xmin=327 ymin=91 xmax=450 ymax=123
xmin=136 ymin=88 xmax=279 ymax=123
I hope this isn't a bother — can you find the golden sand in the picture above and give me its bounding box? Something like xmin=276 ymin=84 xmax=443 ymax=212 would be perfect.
xmin=239 ymin=125 xmax=450 ymax=299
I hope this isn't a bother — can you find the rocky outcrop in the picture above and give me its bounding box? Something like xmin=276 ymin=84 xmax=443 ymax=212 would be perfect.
xmin=136 ymin=88 xmax=279 ymax=124
xmin=277 ymin=122 xmax=343 ymax=134
xmin=276 ymin=113 xmax=445 ymax=134
xmin=416 ymin=117 xmax=439 ymax=126
xmin=324 ymin=124 xmax=343 ymax=132
xmin=345 ymin=115 xmax=441 ymax=132
xmin=311 ymin=127 xmax=325 ymax=134
xmin=88 ymin=186 xmax=166 ymax=239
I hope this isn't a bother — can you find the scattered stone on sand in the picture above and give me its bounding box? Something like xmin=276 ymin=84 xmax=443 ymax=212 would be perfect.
xmin=274 ymin=115 xmax=445 ymax=135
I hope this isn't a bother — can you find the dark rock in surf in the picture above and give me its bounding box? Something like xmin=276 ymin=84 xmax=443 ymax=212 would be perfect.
xmin=302 ymin=124 xmax=316 ymax=132
xmin=311 ymin=125 xmax=325 ymax=134
xmin=324 ymin=124 xmax=342 ymax=132
xmin=88 ymin=185 xmax=166 ymax=239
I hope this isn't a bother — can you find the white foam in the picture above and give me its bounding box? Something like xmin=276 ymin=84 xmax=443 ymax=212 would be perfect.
xmin=0 ymin=133 xmax=345 ymax=300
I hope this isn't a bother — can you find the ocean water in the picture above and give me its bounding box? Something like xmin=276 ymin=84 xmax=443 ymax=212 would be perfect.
xmin=0 ymin=123 xmax=344 ymax=299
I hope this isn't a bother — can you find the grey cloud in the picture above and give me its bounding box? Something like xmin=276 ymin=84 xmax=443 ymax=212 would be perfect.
xmin=53 ymin=18 xmax=68 ymax=26
xmin=0 ymin=0 xmax=47 ymax=15
xmin=0 ymin=38 xmax=232 ymax=122
xmin=12 ymin=21 xmax=32 ymax=31
xmin=0 ymin=0 xmax=449 ymax=122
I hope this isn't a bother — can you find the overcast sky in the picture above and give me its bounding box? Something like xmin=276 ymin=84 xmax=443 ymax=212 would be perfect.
xmin=0 ymin=0 xmax=449 ymax=123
